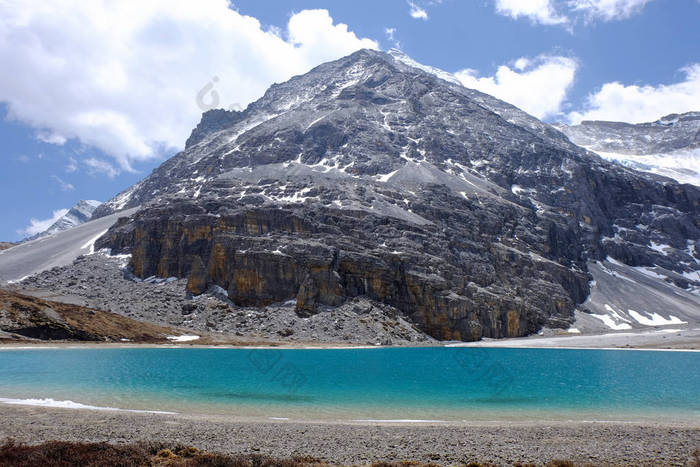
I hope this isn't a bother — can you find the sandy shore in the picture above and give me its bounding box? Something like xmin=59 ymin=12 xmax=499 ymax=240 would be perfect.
xmin=1 ymin=405 xmax=698 ymax=466
xmin=449 ymin=327 xmax=700 ymax=350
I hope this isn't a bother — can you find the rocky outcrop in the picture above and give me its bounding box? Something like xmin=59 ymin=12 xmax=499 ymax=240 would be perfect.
xmin=93 ymin=49 xmax=699 ymax=341
xmin=185 ymin=109 xmax=245 ymax=149
xmin=0 ymin=242 xmax=16 ymax=251
xmin=99 ymin=196 xmax=590 ymax=341
xmin=186 ymin=255 xmax=208 ymax=296
xmin=19 ymin=254 xmax=436 ymax=345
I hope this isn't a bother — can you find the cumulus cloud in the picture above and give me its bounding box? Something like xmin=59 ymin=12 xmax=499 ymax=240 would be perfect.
xmin=408 ymin=1 xmax=429 ymax=19
xmin=568 ymin=0 xmax=653 ymax=21
xmin=0 ymin=1 xmax=378 ymax=173
xmin=493 ymin=0 xmax=568 ymax=25
xmin=50 ymin=175 xmax=75 ymax=192
xmin=569 ymin=64 xmax=700 ymax=123
xmin=18 ymin=208 xmax=69 ymax=237
xmin=494 ymin=0 xmax=656 ymax=26
xmin=455 ymin=55 xmax=578 ymax=120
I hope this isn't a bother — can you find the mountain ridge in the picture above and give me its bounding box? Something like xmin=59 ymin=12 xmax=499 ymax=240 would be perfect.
xmin=24 ymin=200 xmax=102 ymax=242
xmin=555 ymin=111 xmax=700 ymax=186
xmin=88 ymin=48 xmax=698 ymax=341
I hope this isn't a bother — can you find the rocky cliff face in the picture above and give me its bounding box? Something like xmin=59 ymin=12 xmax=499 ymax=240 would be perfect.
xmin=94 ymin=49 xmax=699 ymax=341
xmin=555 ymin=112 xmax=700 ymax=186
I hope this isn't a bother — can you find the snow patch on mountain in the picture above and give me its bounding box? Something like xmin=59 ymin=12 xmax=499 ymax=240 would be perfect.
xmin=555 ymin=112 xmax=700 ymax=186
xmin=388 ymin=49 xmax=463 ymax=86
xmin=589 ymin=147 xmax=700 ymax=186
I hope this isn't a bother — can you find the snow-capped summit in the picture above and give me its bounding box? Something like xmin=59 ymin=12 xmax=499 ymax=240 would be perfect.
xmin=24 ymin=200 xmax=102 ymax=242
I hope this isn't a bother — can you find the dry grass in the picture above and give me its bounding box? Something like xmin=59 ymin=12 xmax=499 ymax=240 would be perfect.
xmin=0 ymin=439 xmax=338 ymax=467
xmin=0 ymin=439 xmax=651 ymax=466
xmin=0 ymin=289 xmax=178 ymax=342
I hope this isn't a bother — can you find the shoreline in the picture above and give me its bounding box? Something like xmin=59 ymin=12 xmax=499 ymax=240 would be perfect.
xmin=2 ymin=391 xmax=699 ymax=426
xmin=1 ymin=337 xmax=699 ymax=351
xmin=1 ymin=404 xmax=697 ymax=465
xmin=2 ymin=398 xmax=700 ymax=427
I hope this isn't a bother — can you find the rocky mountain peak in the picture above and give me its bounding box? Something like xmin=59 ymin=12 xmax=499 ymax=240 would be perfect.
xmin=93 ymin=49 xmax=699 ymax=341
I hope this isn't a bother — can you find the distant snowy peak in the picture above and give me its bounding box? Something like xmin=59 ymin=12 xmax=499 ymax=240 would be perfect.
xmin=69 ymin=199 xmax=102 ymax=220
xmin=558 ymin=111 xmax=700 ymax=155
xmin=584 ymin=147 xmax=700 ymax=187
xmin=555 ymin=111 xmax=700 ymax=186
xmin=25 ymin=200 xmax=102 ymax=242
xmin=654 ymin=111 xmax=700 ymax=126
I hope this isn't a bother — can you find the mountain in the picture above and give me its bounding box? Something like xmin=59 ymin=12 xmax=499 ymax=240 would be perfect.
xmin=554 ymin=112 xmax=700 ymax=186
xmin=25 ymin=200 xmax=102 ymax=242
xmin=0 ymin=242 xmax=16 ymax=251
xmin=90 ymin=49 xmax=698 ymax=341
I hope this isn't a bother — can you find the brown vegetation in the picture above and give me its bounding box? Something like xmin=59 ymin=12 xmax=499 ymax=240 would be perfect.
xmin=0 ymin=439 xmax=635 ymax=466
xmin=0 ymin=289 xmax=180 ymax=343
xmin=0 ymin=439 xmax=330 ymax=467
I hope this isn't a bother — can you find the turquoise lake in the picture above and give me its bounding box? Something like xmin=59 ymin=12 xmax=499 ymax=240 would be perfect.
xmin=0 ymin=347 xmax=698 ymax=422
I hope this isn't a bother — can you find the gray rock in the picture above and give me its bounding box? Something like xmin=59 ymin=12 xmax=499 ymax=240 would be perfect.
xmin=17 ymin=253 xmax=434 ymax=344
xmin=82 ymin=49 xmax=699 ymax=341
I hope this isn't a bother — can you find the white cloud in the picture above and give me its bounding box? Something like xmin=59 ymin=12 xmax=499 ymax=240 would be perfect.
xmin=408 ymin=1 xmax=429 ymax=19
xmin=455 ymin=55 xmax=578 ymax=120
xmin=494 ymin=0 xmax=656 ymax=26
xmin=0 ymin=2 xmax=378 ymax=172
xmin=385 ymin=27 xmax=400 ymax=48
xmin=493 ymin=0 xmax=568 ymax=25
xmin=50 ymin=175 xmax=75 ymax=191
xmin=18 ymin=208 xmax=69 ymax=237
xmin=83 ymin=157 xmax=119 ymax=178
xmin=36 ymin=131 xmax=67 ymax=145
xmin=568 ymin=0 xmax=653 ymax=21
xmin=66 ymin=156 xmax=78 ymax=173
xmin=569 ymin=64 xmax=700 ymax=124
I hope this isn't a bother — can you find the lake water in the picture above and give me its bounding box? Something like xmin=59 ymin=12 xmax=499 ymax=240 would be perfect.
xmin=0 ymin=347 xmax=698 ymax=422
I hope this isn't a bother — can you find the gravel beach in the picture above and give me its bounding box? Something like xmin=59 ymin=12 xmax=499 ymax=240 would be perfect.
xmin=1 ymin=405 xmax=698 ymax=466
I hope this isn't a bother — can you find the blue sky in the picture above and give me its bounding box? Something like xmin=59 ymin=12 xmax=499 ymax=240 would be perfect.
xmin=1 ymin=0 xmax=699 ymax=241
